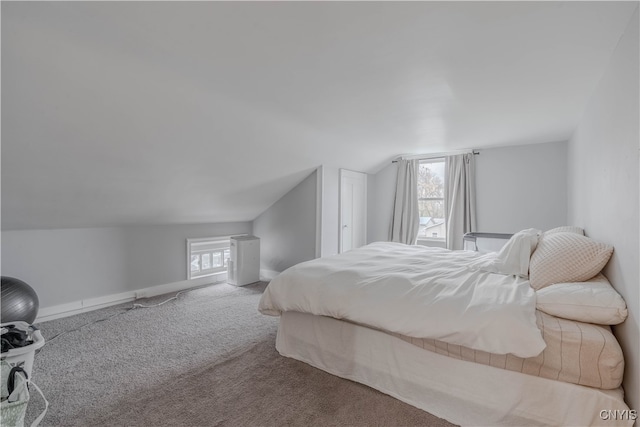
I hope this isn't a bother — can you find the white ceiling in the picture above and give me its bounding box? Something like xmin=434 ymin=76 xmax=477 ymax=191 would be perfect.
xmin=1 ymin=1 xmax=637 ymax=230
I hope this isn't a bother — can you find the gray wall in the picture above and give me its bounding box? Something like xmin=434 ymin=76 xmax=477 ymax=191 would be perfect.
xmin=1 ymin=222 xmax=251 ymax=308
xmin=475 ymin=141 xmax=568 ymax=233
xmin=2 ymin=228 xmax=128 ymax=308
xmin=567 ymin=8 xmax=639 ymax=411
xmin=367 ymin=142 xmax=568 ymax=244
xmin=253 ymin=170 xmax=318 ymax=274
xmin=320 ymin=166 xmax=340 ymax=257
xmin=120 ymin=223 xmax=252 ymax=289
xmin=367 ymin=162 xmax=398 ymax=244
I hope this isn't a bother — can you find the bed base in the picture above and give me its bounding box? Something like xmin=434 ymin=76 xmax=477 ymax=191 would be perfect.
xmin=277 ymin=312 xmax=632 ymax=427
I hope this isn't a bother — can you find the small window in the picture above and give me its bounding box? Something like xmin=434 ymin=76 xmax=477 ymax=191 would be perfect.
xmin=187 ymin=237 xmax=231 ymax=280
xmin=417 ymin=158 xmax=446 ymax=242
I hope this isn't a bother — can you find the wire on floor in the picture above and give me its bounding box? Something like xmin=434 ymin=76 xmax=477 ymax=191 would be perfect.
xmin=131 ymin=290 xmax=189 ymax=309
xmin=43 ymin=309 xmax=132 ymax=345
xmin=41 ymin=288 xmax=196 ymax=346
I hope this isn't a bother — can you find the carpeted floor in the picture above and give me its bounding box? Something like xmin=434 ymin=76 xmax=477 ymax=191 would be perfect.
xmin=25 ymin=282 xmax=456 ymax=426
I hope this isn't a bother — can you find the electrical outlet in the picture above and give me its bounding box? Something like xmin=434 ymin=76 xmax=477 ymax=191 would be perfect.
xmin=135 ymin=290 xmax=146 ymax=299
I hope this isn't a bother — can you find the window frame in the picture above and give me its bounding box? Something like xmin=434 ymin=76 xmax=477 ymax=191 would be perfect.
xmin=186 ymin=236 xmax=233 ymax=280
xmin=416 ymin=157 xmax=447 ymax=244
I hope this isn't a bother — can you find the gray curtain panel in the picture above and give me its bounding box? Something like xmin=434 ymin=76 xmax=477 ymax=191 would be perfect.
xmin=445 ymin=153 xmax=477 ymax=250
xmin=390 ymin=159 xmax=420 ymax=244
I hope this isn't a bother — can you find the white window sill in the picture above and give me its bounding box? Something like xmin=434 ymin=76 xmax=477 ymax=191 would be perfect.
xmin=189 ymin=269 xmax=227 ymax=281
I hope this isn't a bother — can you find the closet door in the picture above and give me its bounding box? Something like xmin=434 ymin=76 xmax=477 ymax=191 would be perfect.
xmin=339 ymin=169 xmax=367 ymax=253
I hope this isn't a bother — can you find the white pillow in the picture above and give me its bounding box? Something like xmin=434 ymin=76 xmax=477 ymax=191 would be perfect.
xmin=529 ymin=232 xmax=613 ymax=290
xmin=468 ymin=228 xmax=540 ymax=277
xmin=536 ymin=274 xmax=628 ymax=325
xmin=545 ymin=226 xmax=584 ymax=236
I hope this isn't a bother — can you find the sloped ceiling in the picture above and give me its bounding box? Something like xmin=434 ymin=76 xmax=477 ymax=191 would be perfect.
xmin=1 ymin=1 xmax=636 ymax=230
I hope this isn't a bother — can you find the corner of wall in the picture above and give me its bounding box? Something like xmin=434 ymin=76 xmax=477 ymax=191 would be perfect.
xmin=253 ymin=169 xmax=318 ymax=273
xmin=566 ymin=6 xmax=639 ymax=410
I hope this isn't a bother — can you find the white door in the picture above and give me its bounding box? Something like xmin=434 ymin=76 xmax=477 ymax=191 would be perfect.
xmin=339 ymin=169 xmax=367 ymax=253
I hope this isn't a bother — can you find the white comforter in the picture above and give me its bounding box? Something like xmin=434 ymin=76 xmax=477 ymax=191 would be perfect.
xmin=259 ymin=241 xmax=546 ymax=358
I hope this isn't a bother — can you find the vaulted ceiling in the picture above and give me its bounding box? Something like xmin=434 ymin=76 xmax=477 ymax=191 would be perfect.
xmin=2 ymin=1 xmax=636 ymax=230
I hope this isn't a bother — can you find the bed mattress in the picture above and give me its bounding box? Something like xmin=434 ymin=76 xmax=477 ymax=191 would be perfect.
xmin=392 ymin=310 xmax=624 ymax=389
xmin=276 ymin=311 xmax=632 ymax=427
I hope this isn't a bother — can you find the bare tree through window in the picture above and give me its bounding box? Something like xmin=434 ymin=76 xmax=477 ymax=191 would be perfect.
xmin=417 ymin=159 xmax=446 ymax=239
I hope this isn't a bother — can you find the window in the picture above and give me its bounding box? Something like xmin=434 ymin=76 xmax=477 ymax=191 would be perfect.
xmin=187 ymin=237 xmax=231 ymax=280
xmin=417 ymin=158 xmax=446 ymax=241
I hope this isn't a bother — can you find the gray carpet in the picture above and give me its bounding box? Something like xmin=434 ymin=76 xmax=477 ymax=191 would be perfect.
xmin=25 ymin=282 xmax=456 ymax=426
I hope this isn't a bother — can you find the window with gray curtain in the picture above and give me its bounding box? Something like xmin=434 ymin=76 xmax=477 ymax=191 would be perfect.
xmin=444 ymin=153 xmax=477 ymax=250
xmin=389 ymin=159 xmax=420 ymax=245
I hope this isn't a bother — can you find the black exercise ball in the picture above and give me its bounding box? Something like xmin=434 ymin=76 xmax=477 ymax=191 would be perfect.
xmin=1 ymin=276 xmax=39 ymax=324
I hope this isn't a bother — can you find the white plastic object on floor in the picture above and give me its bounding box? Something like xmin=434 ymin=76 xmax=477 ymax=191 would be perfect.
xmin=228 ymin=235 xmax=260 ymax=287
xmin=1 ymin=321 xmax=45 ymax=379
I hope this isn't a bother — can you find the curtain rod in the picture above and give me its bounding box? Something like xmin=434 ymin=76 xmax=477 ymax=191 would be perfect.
xmin=392 ymin=150 xmax=479 ymax=163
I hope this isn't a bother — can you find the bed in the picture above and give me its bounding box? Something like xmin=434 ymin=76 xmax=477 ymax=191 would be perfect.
xmin=259 ymin=227 xmax=633 ymax=426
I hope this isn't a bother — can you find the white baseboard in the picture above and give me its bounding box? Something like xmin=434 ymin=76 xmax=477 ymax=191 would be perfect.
xmin=259 ymin=269 xmax=280 ymax=281
xmin=134 ymin=274 xmax=224 ymax=299
xmin=35 ymin=273 xmax=227 ymax=324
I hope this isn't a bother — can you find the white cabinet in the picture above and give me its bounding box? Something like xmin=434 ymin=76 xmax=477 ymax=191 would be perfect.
xmin=227 ymin=235 xmax=260 ymax=286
